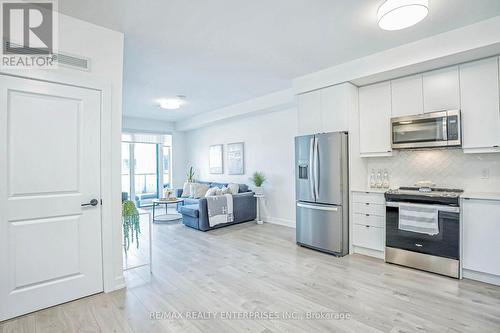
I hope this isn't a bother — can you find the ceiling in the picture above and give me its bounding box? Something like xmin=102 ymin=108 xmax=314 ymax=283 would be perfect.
xmin=59 ymin=0 xmax=500 ymax=122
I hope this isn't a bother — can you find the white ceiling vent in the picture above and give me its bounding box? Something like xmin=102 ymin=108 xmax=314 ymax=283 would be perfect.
xmin=4 ymin=42 xmax=91 ymax=71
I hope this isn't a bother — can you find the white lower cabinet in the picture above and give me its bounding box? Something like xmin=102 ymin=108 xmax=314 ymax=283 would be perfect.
xmin=353 ymin=224 xmax=384 ymax=251
xmin=462 ymin=198 xmax=500 ymax=279
xmin=352 ymin=191 xmax=386 ymax=255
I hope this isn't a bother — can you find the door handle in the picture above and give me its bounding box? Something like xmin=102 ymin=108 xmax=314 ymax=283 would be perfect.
xmin=314 ymin=137 xmax=319 ymax=199
xmin=81 ymin=199 xmax=99 ymax=207
xmin=309 ymin=137 xmax=315 ymax=201
xmin=297 ymin=203 xmax=338 ymax=212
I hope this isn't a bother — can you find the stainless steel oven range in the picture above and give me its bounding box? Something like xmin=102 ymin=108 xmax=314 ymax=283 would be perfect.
xmin=385 ymin=187 xmax=463 ymax=278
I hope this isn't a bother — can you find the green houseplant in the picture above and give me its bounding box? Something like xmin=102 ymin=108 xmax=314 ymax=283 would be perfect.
xmin=187 ymin=166 xmax=195 ymax=183
xmin=122 ymin=200 xmax=141 ymax=252
xmin=250 ymin=171 xmax=266 ymax=195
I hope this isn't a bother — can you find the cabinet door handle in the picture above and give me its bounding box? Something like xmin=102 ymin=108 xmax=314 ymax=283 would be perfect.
xmin=365 ymin=214 xmax=370 ymax=217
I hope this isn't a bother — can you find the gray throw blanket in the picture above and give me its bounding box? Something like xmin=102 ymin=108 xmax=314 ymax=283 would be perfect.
xmin=206 ymin=194 xmax=234 ymax=227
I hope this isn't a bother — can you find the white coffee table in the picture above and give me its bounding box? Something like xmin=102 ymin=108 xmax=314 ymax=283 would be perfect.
xmin=152 ymin=198 xmax=184 ymax=223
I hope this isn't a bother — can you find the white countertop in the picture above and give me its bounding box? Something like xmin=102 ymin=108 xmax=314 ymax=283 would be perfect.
xmin=351 ymin=187 xmax=390 ymax=194
xmin=461 ymin=192 xmax=500 ymax=201
xmin=350 ymin=188 xmax=500 ymax=201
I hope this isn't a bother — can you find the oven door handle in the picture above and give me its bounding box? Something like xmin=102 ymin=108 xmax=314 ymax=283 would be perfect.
xmin=386 ymin=201 xmax=460 ymax=213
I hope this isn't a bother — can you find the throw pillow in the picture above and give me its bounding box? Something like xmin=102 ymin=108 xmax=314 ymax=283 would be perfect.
xmin=227 ymin=183 xmax=239 ymax=195
xmin=220 ymin=186 xmax=231 ymax=195
xmin=181 ymin=182 xmax=191 ymax=198
xmin=205 ymin=187 xmax=218 ymax=197
xmin=190 ymin=183 xmax=210 ymax=199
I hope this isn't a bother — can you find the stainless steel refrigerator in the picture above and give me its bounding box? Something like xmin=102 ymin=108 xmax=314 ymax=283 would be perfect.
xmin=295 ymin=132 xmax=349 ymax=256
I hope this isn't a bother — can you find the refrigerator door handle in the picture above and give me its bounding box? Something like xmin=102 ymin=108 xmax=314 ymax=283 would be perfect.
xmin=309 ymin=136 xmax=315 ymax=201
xmin=314 ymin=136 xmax=319 ymax=199
xmin=297 ymin=202 xmax=339 ymax=212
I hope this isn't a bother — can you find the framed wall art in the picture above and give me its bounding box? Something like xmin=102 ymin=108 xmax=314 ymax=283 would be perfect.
xmin=227 ymin=142 xmax=244 ymax=175
xmin=209 ymin=144 xmax=223 ymax=174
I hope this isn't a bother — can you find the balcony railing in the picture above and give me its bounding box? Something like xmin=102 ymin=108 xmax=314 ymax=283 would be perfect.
xmin=122 ymin=172 xmax=171 ymax=208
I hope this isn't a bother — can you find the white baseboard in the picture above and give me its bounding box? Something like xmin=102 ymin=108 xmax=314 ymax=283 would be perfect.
xmin=463 ymin=269 xmax=500 ymax=286
xmin=112 ymin=275 xmax=126 ymax=291
xmin=262 ymin=216 xmax=295 ymax=228
xmin=353 ymin=246 xmax=385 ymax=260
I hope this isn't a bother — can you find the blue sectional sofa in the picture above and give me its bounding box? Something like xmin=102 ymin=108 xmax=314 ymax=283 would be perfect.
xmin=176 ymin=181 xmax=256 ymax=231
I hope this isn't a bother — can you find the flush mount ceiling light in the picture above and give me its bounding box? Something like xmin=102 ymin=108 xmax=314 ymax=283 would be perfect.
xmin=158 ymin=96 xmax=186 ymax=110
xmin=377 ymin=0 xmax=429 ymax=31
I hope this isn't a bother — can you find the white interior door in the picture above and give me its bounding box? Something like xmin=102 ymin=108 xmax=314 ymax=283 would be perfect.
xmin=0 ymin=75 xmax=103 ymax=321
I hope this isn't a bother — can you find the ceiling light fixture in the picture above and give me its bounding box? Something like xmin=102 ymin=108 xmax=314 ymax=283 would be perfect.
xmin=158 ymin=96 xmax=186 ymax=110
xmin=377 ymin=0 xmax=429 ymax=31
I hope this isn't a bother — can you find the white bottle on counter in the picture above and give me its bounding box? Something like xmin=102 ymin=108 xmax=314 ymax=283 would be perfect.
xmin=369 ymin=169 xmax=376 ymax=188
xmin=383 ymin=169 xmax=390 ymax=189
xmin=376 ymin=169 xmax=383 ymax=188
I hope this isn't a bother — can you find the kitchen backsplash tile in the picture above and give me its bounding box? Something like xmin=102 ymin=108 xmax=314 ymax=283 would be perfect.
xmin=366 ymin=149 xmax=500 ymax=191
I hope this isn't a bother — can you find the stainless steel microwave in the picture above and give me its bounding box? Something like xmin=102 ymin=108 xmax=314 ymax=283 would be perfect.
xmin=391 ymin=110 xmax=461 ymax=149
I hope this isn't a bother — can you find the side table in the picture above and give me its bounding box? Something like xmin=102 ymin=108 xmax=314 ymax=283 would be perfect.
xmin=254 ymin=194 xmax=265 ymax=225
xmin=123 ymin=210 xmax=152 ymax=273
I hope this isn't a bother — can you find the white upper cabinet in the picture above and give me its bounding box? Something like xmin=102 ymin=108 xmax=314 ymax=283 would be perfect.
xmin=423 ymin=66 xmax=460 ymax=113
xmin=460 ymin=57 xmax=500 ymax=153
xmin=391 ymin=74 xmax=424 ymax=117
xmin=321 ymin=84 xmax=350 ymax=133
xmin=297 ymin=90 xmax=321 ymax=136
xmin=359 ymin=81 xmax=392 ymax=157
xmin=297 ymin=83 xmax=353 ymax=136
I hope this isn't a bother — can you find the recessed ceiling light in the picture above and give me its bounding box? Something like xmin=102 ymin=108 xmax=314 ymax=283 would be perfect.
xmin=158 ymin=96 xmax=186 ymax=110
xmin=377 ymin=0 xmax=429 ymax=31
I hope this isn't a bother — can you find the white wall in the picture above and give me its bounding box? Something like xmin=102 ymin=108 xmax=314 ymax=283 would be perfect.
xmin=59 ymin=14 xmax=125 ymax=291
xmin=366 ymin=150 xmax=500 ymax=192
xmin=122 ymin=116 xmax=175 ymax=133
xmin=184 ymin=107 xmax=298 ymax=227
xmin=1 ymin=13 xmax=125 ymax=291
xmin=177 ymin=89 xmax=294 ymax=131
xmin=171 ymin=131 xmax=188 ymax=189
xmin=293 ymin=15 xmax=500 ymax=93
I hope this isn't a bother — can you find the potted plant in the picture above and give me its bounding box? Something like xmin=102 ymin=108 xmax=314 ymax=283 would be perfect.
xmin=187 ymin=166 xmax=195 ymax=183
xmin=122 ymin=200 xmax=141 ymax=253
xmin=250 ymin=171 xmax=266 ymax=195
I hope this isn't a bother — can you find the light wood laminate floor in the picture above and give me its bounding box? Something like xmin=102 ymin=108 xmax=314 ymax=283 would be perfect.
xmin=2 ymin=221 xmax=500 ymax=333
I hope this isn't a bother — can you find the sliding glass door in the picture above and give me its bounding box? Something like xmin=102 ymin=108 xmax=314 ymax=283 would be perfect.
xmin=121 ymin=133 xmax=172 ymax=207
xmin=121 ymin=143 xmax=131 ymax=200
xmin=133 ymin=143 xmax=158 ymax=207
xmin=162 ymin=146 xmax=171 ymax=188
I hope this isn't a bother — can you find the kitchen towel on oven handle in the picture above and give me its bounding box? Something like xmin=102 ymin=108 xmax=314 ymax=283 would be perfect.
xmin=398 ymin=203 xmax=439 ymax=236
